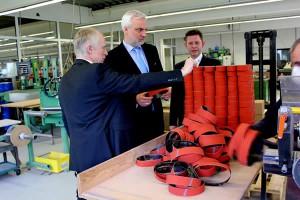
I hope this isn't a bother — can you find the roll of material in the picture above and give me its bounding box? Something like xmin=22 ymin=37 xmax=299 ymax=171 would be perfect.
xmin=6 ymin=125 xmax=34 ymax=147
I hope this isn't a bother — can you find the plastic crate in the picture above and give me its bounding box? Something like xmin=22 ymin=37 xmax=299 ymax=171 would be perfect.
xmin=35 ymin=151 xmax=69 ymax=173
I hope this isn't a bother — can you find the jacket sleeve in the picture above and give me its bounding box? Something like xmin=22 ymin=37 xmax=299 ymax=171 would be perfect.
xmin=169 ymin=61 xmax=185 ymax=126
xmin=252 ymin=99 xmax=282 ymax=139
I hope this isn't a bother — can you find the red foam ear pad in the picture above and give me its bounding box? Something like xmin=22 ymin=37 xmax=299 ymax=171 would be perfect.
xmin=227 ymin=123 xmax=260 ymax=166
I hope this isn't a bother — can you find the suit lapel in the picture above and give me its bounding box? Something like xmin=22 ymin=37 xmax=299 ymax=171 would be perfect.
xmin=120 ymin=42 xmax=143 ymax=74
xmin=141 ymin=44 xmax=156 ymax=72
xmin=199 ymin=55 xmax=207 ymax=66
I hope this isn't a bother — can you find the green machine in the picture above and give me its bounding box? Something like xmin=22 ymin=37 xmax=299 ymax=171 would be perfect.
xmin=31 ymin=59 xmax=41 ymax=89
xmin=207 ymin=46 xmax=231 ymax=64
xmin=23 ymin=58 xmax=69 ymax=172
xmin=17 ymin=61 xmax=32 ymax=90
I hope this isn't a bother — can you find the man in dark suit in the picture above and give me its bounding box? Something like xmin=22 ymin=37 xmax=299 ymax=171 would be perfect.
xmin=58 ymin=27 xmax=195 ymax=200
xmin=169 ymin=29 xmax=221 ymax=130
xmin=105 ymin=10 xmax=170 ymax=146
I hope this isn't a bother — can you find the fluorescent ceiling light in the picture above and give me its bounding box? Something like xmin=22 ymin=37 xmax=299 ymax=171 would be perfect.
xmin=147 ymin=0 xmax=282 ymax=19
xmin=0 ymin=42 xmax=57 ymax=53
xmin=0 ymin=40 xmax=34 ymax=47
xmin=26 ymin=31 xmax=54 ymax=37
xmin=75 ymin=0 xmax=282 ymax=29
xmin=147 ymin=15 xmax=300 ymax=33
xmin=0 ymin=0 xmax=65 ymax=16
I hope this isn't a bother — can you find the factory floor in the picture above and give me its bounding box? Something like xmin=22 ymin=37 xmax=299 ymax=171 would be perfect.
xmin=0 ymin=128 xmax=77 ymax=200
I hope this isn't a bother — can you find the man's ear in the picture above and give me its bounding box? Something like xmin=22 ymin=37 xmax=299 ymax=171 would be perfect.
xmin=202 ymin=40 xmax=205 ymax=48
xmin=86 ymin=44 xmax=93 ymax=54
xmin=123 ymin=27 xmax=129 ymax=35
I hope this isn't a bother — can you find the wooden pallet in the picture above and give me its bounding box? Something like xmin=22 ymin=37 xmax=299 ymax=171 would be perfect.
xmin=245 ymin=169 xmax=287 ymax=200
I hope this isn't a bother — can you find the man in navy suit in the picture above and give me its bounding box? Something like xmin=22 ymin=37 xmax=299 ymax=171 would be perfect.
xmin=105 ymin=10 xmax=171 ymax=146
xmin=58 ymin=27 xmax=195 ymax=200
xmin=169 ymin=29 xmax=221 ymax=130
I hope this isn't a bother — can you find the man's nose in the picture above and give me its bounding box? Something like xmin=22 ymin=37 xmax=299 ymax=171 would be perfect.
xmin=141 ymin=30 xmax=147 ymax=37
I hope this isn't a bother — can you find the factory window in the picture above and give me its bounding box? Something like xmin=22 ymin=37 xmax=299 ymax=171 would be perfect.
xmin=19 ymin=18 xmax=57 ymax=39
xmin=0 ymin=16 xmax=18 ymax=64
xmin=0 ymin=16 xmax=16 ymax=37
xmin=60 ymin=22 xmax=76 ymax=40
xmin=0 ymin=39 xmax=18 ymax=62
xmin=59 ymin=22 xmax=76 ymax=70
xmin=163 ymin=38 xmax=176 ymax=71
xmin=145 ymin=33 xmax=154 ymax=45
xmin=20 ymin=40 xmax=59 ymax=60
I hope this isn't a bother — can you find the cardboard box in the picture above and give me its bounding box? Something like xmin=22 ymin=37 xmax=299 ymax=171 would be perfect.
xmin=255 ymin=100 xmax=265 ymax=114
xmin=255 ymin=113 xmax=265 ymax=123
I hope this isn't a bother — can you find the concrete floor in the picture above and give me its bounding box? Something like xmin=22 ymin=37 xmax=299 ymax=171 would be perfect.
xmin=0 ymin=128 xmax=77 ymax=200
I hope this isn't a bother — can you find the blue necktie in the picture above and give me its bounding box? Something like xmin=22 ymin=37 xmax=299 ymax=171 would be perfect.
xmin=132 ymin=47 xmax=148 ymax=73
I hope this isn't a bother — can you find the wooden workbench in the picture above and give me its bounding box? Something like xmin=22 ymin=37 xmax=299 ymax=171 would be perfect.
xmin=0 ymin=119 xmax=21 ymax=128
xmin=78 ymin=134 xmax=261 ymax=200
xmin=0 ymin=99 xmax=40 ymax=108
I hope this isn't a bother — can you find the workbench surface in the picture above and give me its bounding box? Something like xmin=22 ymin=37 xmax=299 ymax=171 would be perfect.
xmin=0 ymin=99 xmax=40 ymax=108
xmin=82 ymin=161 xmax=260 ymax=200
xmin=0 ymin=119 xmax=21 ymax=128
xmin=78 ymin=133 xmax=261 ymax=200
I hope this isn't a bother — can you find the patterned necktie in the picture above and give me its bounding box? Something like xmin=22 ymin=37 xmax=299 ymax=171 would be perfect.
xmin=132 ymin=47 xmax=148 ymax=73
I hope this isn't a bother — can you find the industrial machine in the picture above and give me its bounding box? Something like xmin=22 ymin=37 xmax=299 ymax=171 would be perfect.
xmin=263 ymin=76 xmax=300 ymax=187
xmin=17 ymin=61 xmax=34 ymax=90
xmin=23 ymin=62 xmax=69 ymax=172
xmin=207 ymin=46 xmax=231 ymax=65
xmin=1 ymin=57 xmax=68 ymax=173
xmin=17 ymin=58 xmax=58 ymax=90
xmin=0 ymin=124 xmax=36 ymax=176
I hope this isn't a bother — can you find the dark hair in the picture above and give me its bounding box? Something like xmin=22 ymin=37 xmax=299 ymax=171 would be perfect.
xmin=184 ymin=29 xmax=203 ymax=41
xmin=289 ymin=38 xmax=300 ymax=54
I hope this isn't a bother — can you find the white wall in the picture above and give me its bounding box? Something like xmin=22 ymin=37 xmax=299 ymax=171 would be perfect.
xmin=155 ymin=19 xmax=300 ymax=67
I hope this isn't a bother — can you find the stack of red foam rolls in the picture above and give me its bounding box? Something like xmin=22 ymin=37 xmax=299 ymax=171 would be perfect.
xmin=237 ymin=64 xmax=255 ymax=125
xmin=215 ymin=65 xmax=228 ymax=127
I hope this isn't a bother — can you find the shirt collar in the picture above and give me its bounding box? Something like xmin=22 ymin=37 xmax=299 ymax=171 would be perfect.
xmin=123 ymin=40 xmax=139 ymax=53
xmin=76 ymin=58 xmax=93 ymax=64
xmin=194 ymin=53 xmax=203 ymax=66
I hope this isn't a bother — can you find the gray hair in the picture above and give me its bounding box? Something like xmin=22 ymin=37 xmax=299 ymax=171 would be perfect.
xmin=73 ymin=28 xmax=101 ymax=57
xmin=121 ymin=10 xmax=147 ymax=31
xmin=289 ymin=38 xmax=300 ymax=55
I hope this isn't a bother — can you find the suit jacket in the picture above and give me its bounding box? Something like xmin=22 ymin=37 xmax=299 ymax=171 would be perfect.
xmin=105 ymin=42 xmax=165 ymax=146
xmin=169 ymin=55 xmax=221 ymax=126
xmin=252 ymin=99 xmax=281 ymax=139
xmin=59 ymin=59 xmax=183 ymax=172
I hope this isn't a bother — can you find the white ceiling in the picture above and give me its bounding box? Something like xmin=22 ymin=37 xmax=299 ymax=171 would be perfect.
xmin=0 ymin=0 xmax=61 ymax=13
xmin=1 ymin=0 xmax=300 ymax=34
